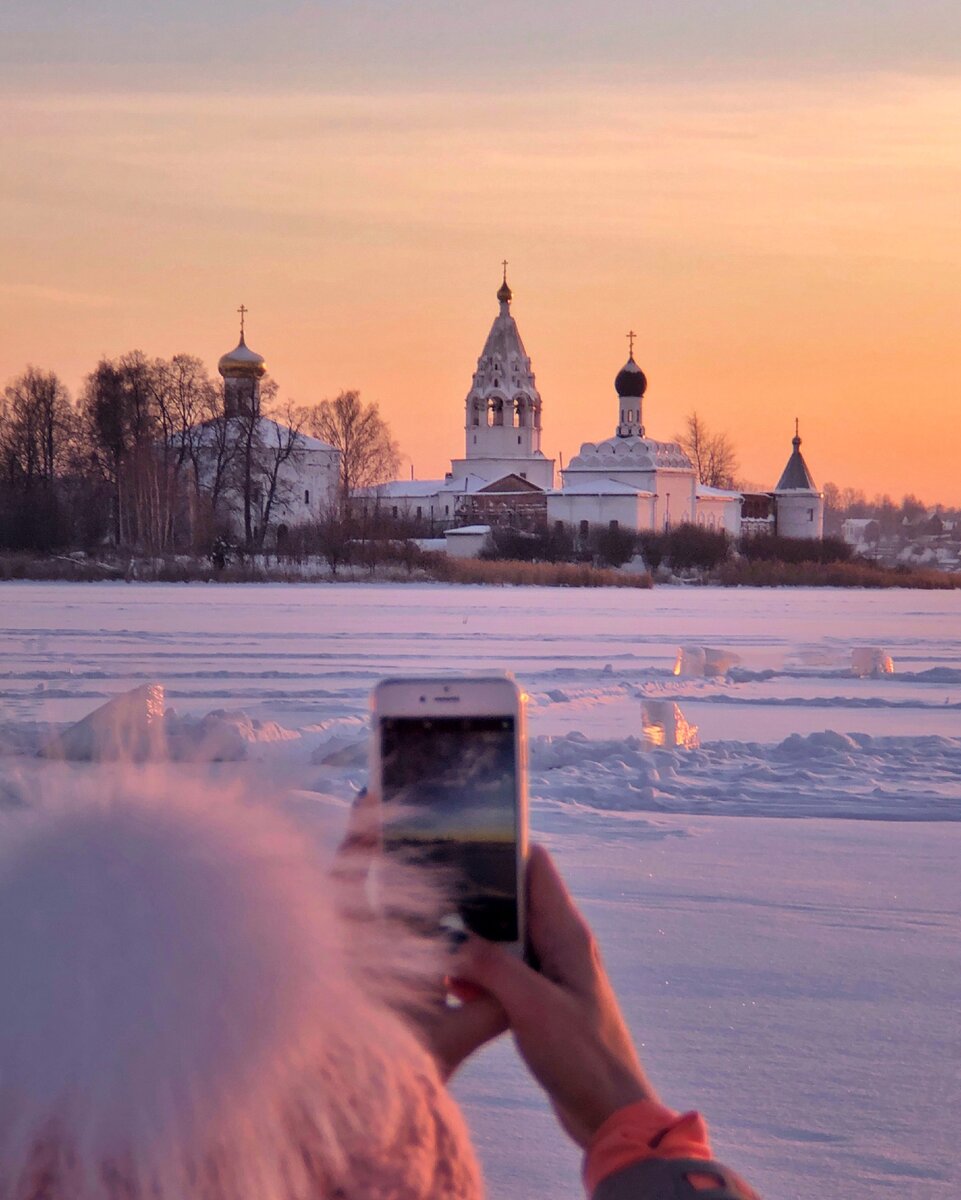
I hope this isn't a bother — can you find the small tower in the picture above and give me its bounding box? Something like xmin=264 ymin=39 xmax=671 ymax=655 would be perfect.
xmin=773 ymin=420 xmax=823 ymax=540
xmin=218 ymin=305 xmax=266 ymax=418
xmin=614 ymin=331 xmax=647 ymax=438
xmin=463 ymin=267 xmax=543 ymax=462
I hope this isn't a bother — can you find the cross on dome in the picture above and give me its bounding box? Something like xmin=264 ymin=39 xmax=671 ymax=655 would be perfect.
xmin=237 ymin=303 xmax=248 ymax=342
xmin=497 ymin=261 xmax=512 ymax=306
xmin=627 ymin=329 xmax=637 ymax=359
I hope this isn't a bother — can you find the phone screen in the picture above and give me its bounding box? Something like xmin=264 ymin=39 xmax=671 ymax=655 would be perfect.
xmin=380 ymin=714 xmax=519 ymax=942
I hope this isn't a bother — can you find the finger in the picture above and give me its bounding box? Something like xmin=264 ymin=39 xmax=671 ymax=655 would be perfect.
xmin=446 ymin=977 xmax=485 ymax=1004
xmin=332 ymin=787 xmax=379 ymax=883
xmin=453 ymin=935 xmax=563 ymax=1029
xmin=526 ymin=845 xmax=599 ymax=994
xmin=429 ymin=994 xmax=509 ymax=1078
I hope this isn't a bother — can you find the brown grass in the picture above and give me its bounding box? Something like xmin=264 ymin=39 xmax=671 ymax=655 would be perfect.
xmin=426 ymin=556 xmax=652 ymax=588
xmin=714 ymin=559 xmax=960 ymax=589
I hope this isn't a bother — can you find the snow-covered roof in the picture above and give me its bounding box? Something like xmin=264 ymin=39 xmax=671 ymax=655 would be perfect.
xmin=553 ymin=477 xmax=654 ymax=497
xmin=565 ymin=435 xmax=693 ymax=473
xmin=439 ymin=472 xmax=498 ymax=495
xmin=696 ymin=483 xmax=742 ymax=499
xmin=359 ymin=479 xmax=446 ymax=499
xmin=446 ymin=525 xmax=491 ymax=536
xmin=183 ymin=417 xmax=337 ymax=455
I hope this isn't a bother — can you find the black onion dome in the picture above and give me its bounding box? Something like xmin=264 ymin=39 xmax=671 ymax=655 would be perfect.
xmin=615 ymin=356 xmax=647 ymax=398
xmin=497 ymin=279 xmax=512 ymax=304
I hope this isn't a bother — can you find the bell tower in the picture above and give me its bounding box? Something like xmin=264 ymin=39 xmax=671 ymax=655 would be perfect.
xmin=448 ymin=269 xmax=554 ymax=490
xmin=464 ymin=266 xmax=543 ymax=461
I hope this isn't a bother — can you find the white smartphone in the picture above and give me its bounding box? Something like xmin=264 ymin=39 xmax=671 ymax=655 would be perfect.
xmin=370 ymin=674 xmax=528 ymax=954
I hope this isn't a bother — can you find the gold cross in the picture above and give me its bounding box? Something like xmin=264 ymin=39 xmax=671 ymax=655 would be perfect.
xmin=502 ymin=259 xmax=508 ymax=283
xmin=237 ymin=304 xmax=248 ymax=338
xmin=627 ymin=329 xmax=636 ymax=357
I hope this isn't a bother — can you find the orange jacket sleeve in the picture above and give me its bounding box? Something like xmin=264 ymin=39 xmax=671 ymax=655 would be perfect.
xmin=584 ymin=1099 xmax=747 ymax=1197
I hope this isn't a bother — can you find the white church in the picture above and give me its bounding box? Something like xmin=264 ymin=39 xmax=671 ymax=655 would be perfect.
xmin=361 ymin=273 xmax=824 ymax=542
xmin=187 ymin=316 xmax=341 ymax=543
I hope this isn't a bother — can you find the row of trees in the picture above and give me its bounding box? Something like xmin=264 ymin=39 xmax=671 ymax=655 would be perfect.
xmin=477 ymin=522 xmax=853 ymax=572
xmin=0 ymin=356 xmax=399 ymax=555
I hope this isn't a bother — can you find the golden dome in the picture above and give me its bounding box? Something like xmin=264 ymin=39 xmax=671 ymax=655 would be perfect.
xmin=218 ymin=334 xmax=266 ymax=378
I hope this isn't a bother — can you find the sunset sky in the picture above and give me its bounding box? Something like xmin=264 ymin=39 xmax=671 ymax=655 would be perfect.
xmin=3 ymin=2 xmax=960 ymax=502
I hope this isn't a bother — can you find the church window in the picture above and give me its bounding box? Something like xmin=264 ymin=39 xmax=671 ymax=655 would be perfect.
xmin=392 ymin=506 xmax=398 ymax=518
xmin=517 ymin=435 xmax=522 ymax=444
xmin=445 ymin=505 xmax=449 ymax=515
xmin=416 ymin=506 xmax=422 ymax=519
xmin=579 ymin=520 xmax=589 ymax=538
xmin=609 ymin=519 xmax=619 ymax=531
xmin=808 ymin=508 xmax=814 ymax=521
xmin=304 ymin=489 xmax=310 ymax=505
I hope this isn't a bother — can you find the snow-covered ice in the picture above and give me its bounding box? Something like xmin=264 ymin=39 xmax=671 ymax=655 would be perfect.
xmin=0 ymin=581 xmax=959 ymax=1198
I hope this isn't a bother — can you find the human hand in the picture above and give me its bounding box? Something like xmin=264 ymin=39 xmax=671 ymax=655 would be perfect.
xmin=450 ymin=844 xmax=656 ymax=1148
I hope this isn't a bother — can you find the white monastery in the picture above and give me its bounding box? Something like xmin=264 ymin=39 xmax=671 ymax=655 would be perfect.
xmin=361 ymin=273 xmax=824 ymax=541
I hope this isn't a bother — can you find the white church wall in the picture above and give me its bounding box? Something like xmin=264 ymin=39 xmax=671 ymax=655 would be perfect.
xmin=547 ymin=491 xmax=652 ymax=532
xmin=653 ymin=472 xmax=698 ymax=529
xmin=450 ymin=455 xmax=554 ymax=490
xmin=271 ymin=449 xmax=340 ymax=525
xmin=776 ymin=493 xmax=824 ymax=540
xmin=696 ymin=493 xmax=742 ymax=536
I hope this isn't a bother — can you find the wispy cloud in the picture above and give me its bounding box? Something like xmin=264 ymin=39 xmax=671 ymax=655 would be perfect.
xmin=0 ymin=284 xmax=119 ymax=309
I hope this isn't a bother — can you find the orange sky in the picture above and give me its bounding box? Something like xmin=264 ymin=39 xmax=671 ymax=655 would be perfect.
xmin=3 ymin=74 xmax=960 ymax=502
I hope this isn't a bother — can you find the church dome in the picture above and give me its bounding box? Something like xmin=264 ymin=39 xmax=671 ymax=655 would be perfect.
xmin=218 ymin=335 xmax=266 ymax=378
xmin=497 ymin=279 xmax=512 ymax=305
xmin=615 ymin=356 xmax=647 ymax=398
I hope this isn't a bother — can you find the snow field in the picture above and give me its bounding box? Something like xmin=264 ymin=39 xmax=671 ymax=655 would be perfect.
xmin=0 ymin=581 xmax=959 ymax=1197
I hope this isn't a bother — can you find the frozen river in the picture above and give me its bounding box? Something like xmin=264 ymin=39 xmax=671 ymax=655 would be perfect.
xmin=1 ymin=581 xmax=959 ymax=1197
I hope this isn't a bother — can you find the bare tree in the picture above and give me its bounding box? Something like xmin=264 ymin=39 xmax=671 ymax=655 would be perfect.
xmin=307 ymin=390 xmax=399 ymax=509
xmin=0 ymin=367 xmax=77 ymax=550
xmin=675 ymin=411 xmax=739 ymax=490
xmin=226 ymin=381 xmax=308 ymax=551
xmin=80 ymin=352 xmax=170 ymax=550
xmin=1 ymin=367 xmax=75 ymax=488
xmin=152 ymin=354 xmax=223 ymax=548
xmin=257 ymin=401 xmax=306 ymax=551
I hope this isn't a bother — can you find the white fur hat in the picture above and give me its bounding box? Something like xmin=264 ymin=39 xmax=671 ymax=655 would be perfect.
xmin=0 ymin=772 xmax=483 ymax=1200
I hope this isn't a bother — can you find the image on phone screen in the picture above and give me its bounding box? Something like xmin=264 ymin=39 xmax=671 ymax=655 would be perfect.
xmin=380 ymin=715 xmax=519 ymax=942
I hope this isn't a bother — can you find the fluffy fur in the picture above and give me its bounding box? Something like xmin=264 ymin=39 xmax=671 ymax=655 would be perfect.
xmin=0 ymin=771 xmax=482 ymax=1200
